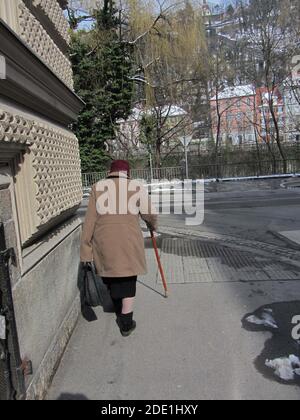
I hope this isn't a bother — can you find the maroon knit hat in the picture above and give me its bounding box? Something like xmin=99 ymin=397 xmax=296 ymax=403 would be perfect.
xmin=110 ymin=160 xmax=130 ymax=175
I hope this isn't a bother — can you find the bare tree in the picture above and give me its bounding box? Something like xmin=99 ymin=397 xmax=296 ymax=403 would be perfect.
xmin=208 ymin=31 xmax=236 ymax=165
xmin=123 ymin=0 xmax=209 ymax=165
xmin=237 ymin=0 xmax=299 ymax=173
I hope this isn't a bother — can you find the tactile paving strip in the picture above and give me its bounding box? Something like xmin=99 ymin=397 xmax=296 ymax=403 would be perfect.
xmin=159 ymin=238 xmax=300 ymax=284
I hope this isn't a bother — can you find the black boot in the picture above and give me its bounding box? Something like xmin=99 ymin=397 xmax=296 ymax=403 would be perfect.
xmin=117 ymin=312 xmax=136 ymax=337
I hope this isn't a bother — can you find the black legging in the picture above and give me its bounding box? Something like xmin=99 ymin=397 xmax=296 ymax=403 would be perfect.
xmin=102 ymin=276 xmax=137 ymax=315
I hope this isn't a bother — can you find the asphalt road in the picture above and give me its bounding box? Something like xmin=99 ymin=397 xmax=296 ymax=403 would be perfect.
xmin=79 ymin=179 xmax=300 ymax=246
xmin=156 ymin=181 xmax=300 ymax=246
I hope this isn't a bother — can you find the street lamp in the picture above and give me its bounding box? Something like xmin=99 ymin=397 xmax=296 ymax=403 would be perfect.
xmin=180 ymin=134 xmax=192 ymax=179
xmin=149 ymin=151 xmax=154 ymax=181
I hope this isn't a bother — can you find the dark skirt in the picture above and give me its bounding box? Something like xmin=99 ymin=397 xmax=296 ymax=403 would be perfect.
xmin=102 ymin=276 xmax=137 ymax=299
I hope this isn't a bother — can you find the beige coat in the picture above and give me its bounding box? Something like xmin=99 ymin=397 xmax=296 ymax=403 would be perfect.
xmin=80 ymin=172 xmax=158 ymax=278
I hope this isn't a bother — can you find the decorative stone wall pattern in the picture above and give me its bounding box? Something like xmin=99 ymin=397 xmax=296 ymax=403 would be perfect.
xmin=18 ymin=2 xmax=73 ymax=90
xmin=0 ymin=108 xmax=33 ymax=145
xmin=31 ymin=0 xmax=71 ymax=45
xmin=0 ymin=0 xmax=21 ymax=34
xmin=0 ymin=108 xmax=82 ymax=243
xmin=31 ymin=123 xmax=82 ymax=225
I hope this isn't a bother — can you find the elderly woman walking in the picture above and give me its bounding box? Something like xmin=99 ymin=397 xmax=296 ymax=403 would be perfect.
xmin=80 ymin=160 xmax=157 ymax=337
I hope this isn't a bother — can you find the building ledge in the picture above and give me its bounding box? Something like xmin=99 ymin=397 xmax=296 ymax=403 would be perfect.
xmin=0 ymin=19 xmax=84 ymax=126
xmin=21 ymin=215 xmax=82 ymax=277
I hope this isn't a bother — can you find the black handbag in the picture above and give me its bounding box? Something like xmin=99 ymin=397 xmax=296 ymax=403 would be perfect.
xmin=81 ymin=262 xmax=114 ymax=311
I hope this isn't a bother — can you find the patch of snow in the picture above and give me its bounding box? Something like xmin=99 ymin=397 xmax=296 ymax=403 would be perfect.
xmin=214 ymin=174 xmax=300 ymax=182
xmin=211 ymin=84 xmax=255 ymax=100
xmin=149 ymin=105 xmax=188 ymax=118
xmin=219 ymin=33 xmax=238 ymax=42
xmin=265 ymin=355 xmax=300 ymax=381
xmin=246 ymin=308 xmax=278 ymax=329
xmin=84 ymin=173 xmax=300 ymax=193
xmin=118 ymin=105 xmax=187 ymax=123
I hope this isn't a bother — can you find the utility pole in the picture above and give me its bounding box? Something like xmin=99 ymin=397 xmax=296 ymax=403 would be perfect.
xmin=180 ymin=135 xmax=192 ymax=179
xmin=149 ymin=152 xmax=154 ymax=181
xmin=185 ymin=139 xmax=189 ymax=179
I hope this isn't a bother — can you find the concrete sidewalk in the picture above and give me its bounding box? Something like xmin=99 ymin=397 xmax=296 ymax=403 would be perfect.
xmin=46 ymin=236 xmax=300 ymax=400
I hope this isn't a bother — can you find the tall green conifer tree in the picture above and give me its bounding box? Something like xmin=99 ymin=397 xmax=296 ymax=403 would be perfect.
xmin=70 ymin=0 xmax=134 ymax=172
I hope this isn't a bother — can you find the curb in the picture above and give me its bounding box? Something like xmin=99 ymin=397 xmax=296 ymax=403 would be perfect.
xmin=157 ymin=226 xmax=300 ymax=262
xmin=268 ymin=230 xmax=300 ymax=251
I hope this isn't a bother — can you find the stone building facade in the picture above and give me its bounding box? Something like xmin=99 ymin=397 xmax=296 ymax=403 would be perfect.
xmin=0 ymin=0 xmax=84 ymax=399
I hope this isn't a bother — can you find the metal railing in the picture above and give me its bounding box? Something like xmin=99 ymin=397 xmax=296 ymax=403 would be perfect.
xmin=189 ymin=159 xmax=300 ymax=179
xmin=82 ymin=167 xmax=183 ymax=189
xmin=82 ymin=172 xmax=108 ymax=190
xmin=131 ymin=167 xmax=182 ymax=181
xmin=82 ymin=159 xmax=300 ymax=189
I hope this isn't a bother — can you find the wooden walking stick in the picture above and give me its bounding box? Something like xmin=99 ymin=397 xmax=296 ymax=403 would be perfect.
xmin=150 ymin=230 xmax=168 ymax=298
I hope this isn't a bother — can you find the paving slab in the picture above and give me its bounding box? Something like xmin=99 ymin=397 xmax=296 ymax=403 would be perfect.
xmin=46 ymin=278 xmax=300 ymax=400
xmin=157 ymin=238 xmax=300 ymax=285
